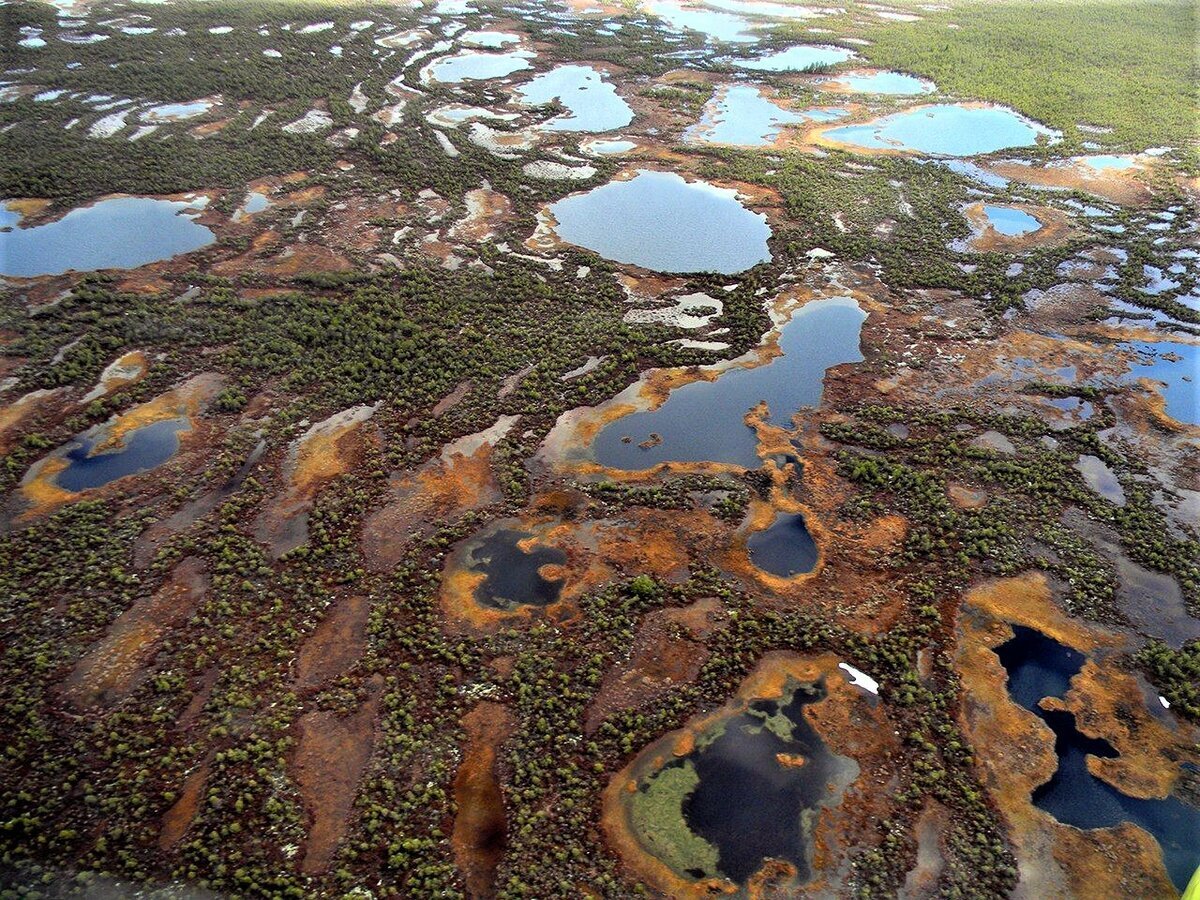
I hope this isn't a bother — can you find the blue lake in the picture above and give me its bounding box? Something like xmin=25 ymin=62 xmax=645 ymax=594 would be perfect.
xmin=685 ymin=84 xmax=809 ymax=146
xmin=825 ymin=70 xmax=933 ymax=95
xmin=548 ymin=170 xmax=772 ymax=274
xmin=515 ymin=64 xmax=633 ymax=132
xmin=823 ymin=104 xmax=1056 ymax=156
xmin=1122 ymin=342 xmax=1199 ymax=426
xmin=53 ymin=417 xmax=191 ymax=493
xmin=746 ymin=511 xmax=818 ymax=576
xmin=982 ymin=205 xmax=1041 ymax=236
xmin=733 ymin=43 xmax=855 ymax=71
xmin=424 ymin=49 xmax=533 ymax=83
xmin=593 ymin=296 xmax=865 ymax=469
xmin=0 ymin=197 xmax=214 ymax=277
xmin=995 ymin=626 xmax=1200 ymax=893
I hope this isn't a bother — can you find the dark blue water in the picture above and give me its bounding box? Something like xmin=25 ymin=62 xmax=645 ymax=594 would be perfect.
xmin=548 ymin=170 xmax=772 ymax=275
xmin=594 ymin=297 xmax=865 ymax=469
xmin=54 ymin=417 xmax=190 ymax=492
xmin=995 ymin=626 xmax=1200 ymax=891
xmin=651 ymin=680 xmax=851 ymax=883
xmin=746 ymin=512 xmax=818 ymax=577
xmin=467 ymin=528 xmax=566 ymax=609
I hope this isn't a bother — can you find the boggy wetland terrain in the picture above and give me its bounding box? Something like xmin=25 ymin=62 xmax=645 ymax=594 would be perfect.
xmin=0 ymin=0 xmax=1199 ymax=895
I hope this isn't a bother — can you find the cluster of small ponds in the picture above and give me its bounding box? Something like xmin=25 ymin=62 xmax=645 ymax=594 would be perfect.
xmin=995 ymin=627 xmax=1199 ymax=892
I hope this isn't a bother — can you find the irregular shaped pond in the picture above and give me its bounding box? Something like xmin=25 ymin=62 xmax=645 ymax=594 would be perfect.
xmin=460 ymin=29 xmax=519 ymax=47
xmin=50 ymin=417 xmax=191 ymax=493
xmin=515 ymin=64 xmax=633 ymax=132
xmin=822 ymin=104 xmax=1057 ymax=157
xmin=1122 ymin=341 xmax=1199 ymax=426
xmin=643 ymin=0 xmax=761 ymax=42
xmin=141 ymin=99 xmax=212 ymax=122
xmin=685 ymin=84 xmax=809 ymax=147
xmin=823 ymin=69 xmax=933 ymax=95
xmin=747 ymin=511 xmax=818 ymax=577
xmin=626 ymin=677 xmax=857 ymax=885
xmin=423 ymin=49 xmax=534 ymax=83
xmin=594 ymin=296 xmax=865 ymax=469
xmin=466 ymin=527 xmax=566 ymax=610
xmin=0 ymin=196 xmax=214 ymax=278
xmin=982 ymin=204 xmax=1041 ymax=236
xmin=581 ymin=137 xmax=636 ymax=155
xmin=704 ymin=0 xmax=829 ymax=18
xmin=732 ymin=43 xmax=855 ymax=71
xmin=546 ymin=170 xmax=771 ymax=274
xmin=996 ymin=626 xmax=1200 ymax=892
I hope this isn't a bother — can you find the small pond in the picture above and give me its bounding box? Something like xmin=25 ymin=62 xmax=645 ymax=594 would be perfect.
xmin=995 ymin=626 xmax=1200 ymax=893
xmin=824 ymin=69 xmax=933 ymax=94
xmin=643 ymin=0 xmax=761 ymax=43
xmin=628 ymin=678 xmax=857 ymax=885
xmin=515 ymin=64 xmax=633 ymax=132
xmin=594 ymin=296 xmax=865 ymax=469
xmin=822 ymin=103 xmax=1057 ymax=157
xmin=982 ymin=204 xmax=1041 ymax=236
xmin=141 ymin=99 xmax=212 ymax=122
xmin=732 ymin=43 xmax=855 ymax=71
xmin=746 ymin=511 xmax=818 ymax=577
xmin=423 ymin=49 xmax=534 ymax=83
xmin=547 ymin=170 xmax=771 ymax=274
xmin=0 ymin=196 xmax=214 ymax=277
xmin=51 ymin=417 xmax=191 ymax=493
xmin=460 ymin=29 xmax=520 ymax=47
xmin=582 ymin=137 xmax=637 ymax=155
xmin=466 ymin=527 xmax=566 ymax=610
xmin=685 ymin=84 xmax=809 ymax=147
xmin=1122 ymin=341 xmax=1198 ymax=426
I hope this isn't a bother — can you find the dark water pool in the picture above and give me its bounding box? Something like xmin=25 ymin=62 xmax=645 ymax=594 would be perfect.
xmin=995 ymin=625 xmax=1200 ymax=891
xmin=746 ymin=512 xmax=818 ymax=577
xmin=54 ymin=417 xmax=190 ymax=492
xmin=467 ymin=528 xmax=566 ymax=609
xmin=639 ymin=678 xmax=855 ymax=884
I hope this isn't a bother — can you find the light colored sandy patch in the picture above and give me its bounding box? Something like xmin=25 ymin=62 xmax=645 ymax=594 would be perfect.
xmin=282 ymin=109 xmax=333 ymax=134
xmin=81 ymin=349 xmax=149 ymax=402
xmin=522 ymin=160 xmax=597 ymax=180
xmin=448 ymin=187 xmax=513 ymax=242
xmin=624 ymin=291 xmax=723 ymax=330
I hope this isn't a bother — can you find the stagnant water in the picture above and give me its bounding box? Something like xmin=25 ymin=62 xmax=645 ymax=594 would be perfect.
xmin=732 ymin=43 xmax=855 ymax=71
xmin=634 ymin=679 xmax=857 ymax=884
xmin=547 ymin=170 xmax=772 ymax=274
xmin=0 ymin=197 xmax=214 ymax=277
xmin=52 ymin=417 xmax=191 ymax=492
xmin=823 ymin=69 xmax=933 ymax=95
xmin=822 ymin=103 xmax=1058 ymax=157
xmin=995 ymin=626 xmax=1200 ymax=892
xmin=1121 ymin=341 xmax=1199 ymax=426
xmin=594 ymin=296 xmax=866 ymax=469
xmin=685 ymin=84 xmax=811 ymax=147
xmin=982 ymin=204 xmax=1041 ymax=236
xmin=423 ymin=49 xmax=534 ymax=83
xmin=514 ymin=64 xmax=633 ymax=132
xmin=746 ymin=511 xmax=818 ymax=576
xmin=466 ymin=527 xmax=566 ymax=609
